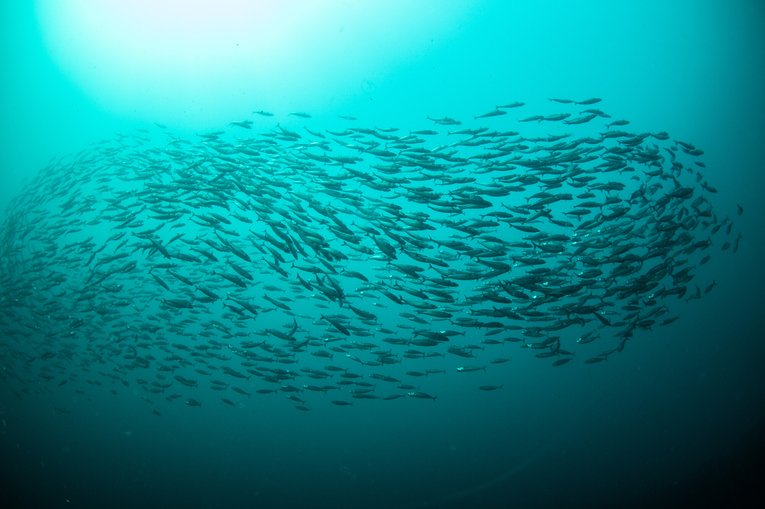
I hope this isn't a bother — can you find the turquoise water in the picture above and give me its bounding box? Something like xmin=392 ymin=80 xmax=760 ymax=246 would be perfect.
xmin=1 ymin=2 xmax=764 ymax=508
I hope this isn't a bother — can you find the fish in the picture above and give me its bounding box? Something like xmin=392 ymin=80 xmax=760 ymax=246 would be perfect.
xmin=498 ymin=102 xmax=525 ymax=108
xmin=163 ymin=298 xmax=194 ymax=309
xmin=321 ymin=314 xmax=350 ymax=336
xmin=407 ymin=391 xmax=437 ymax=401
xmin=456 ymin=366 xmax=486 ymax=373
xmin=175 ymin=375 xmax=198 ymax=387
xmin=0 ymin=100 xmax=737 ymax=414
xmin=474 ymin=108 xmax=507 ymax=119
xmin=427 ymin=116 xmax=462 ymax=126
xmin=229 ymin=120 xmax=253 ymax=129
xmin=607 ymin=119 xmax=630 ymax=128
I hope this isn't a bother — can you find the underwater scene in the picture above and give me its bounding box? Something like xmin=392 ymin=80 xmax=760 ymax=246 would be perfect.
xmin=1 ymin=1 xmax=764 ymax=508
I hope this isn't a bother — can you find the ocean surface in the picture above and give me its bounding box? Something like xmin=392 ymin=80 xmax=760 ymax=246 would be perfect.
xmin=1 ymin=2 xmax=764 ymax=508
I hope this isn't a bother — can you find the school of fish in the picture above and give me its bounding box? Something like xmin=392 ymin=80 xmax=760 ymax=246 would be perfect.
xmin=0 ymin=99 xmax=742 ymax=412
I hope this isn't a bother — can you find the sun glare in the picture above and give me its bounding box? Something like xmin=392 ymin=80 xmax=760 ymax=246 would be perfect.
xmin=35 ymin=0 xmax=468 ymax=125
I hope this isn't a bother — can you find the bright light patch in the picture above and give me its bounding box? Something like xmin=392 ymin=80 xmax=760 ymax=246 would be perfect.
xmin=35 ymin=0 xmax=470 ymax=126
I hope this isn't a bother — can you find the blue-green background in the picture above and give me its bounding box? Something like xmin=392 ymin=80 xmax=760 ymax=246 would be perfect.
xmin=2 ymin=1 xmax=764 ymax=508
